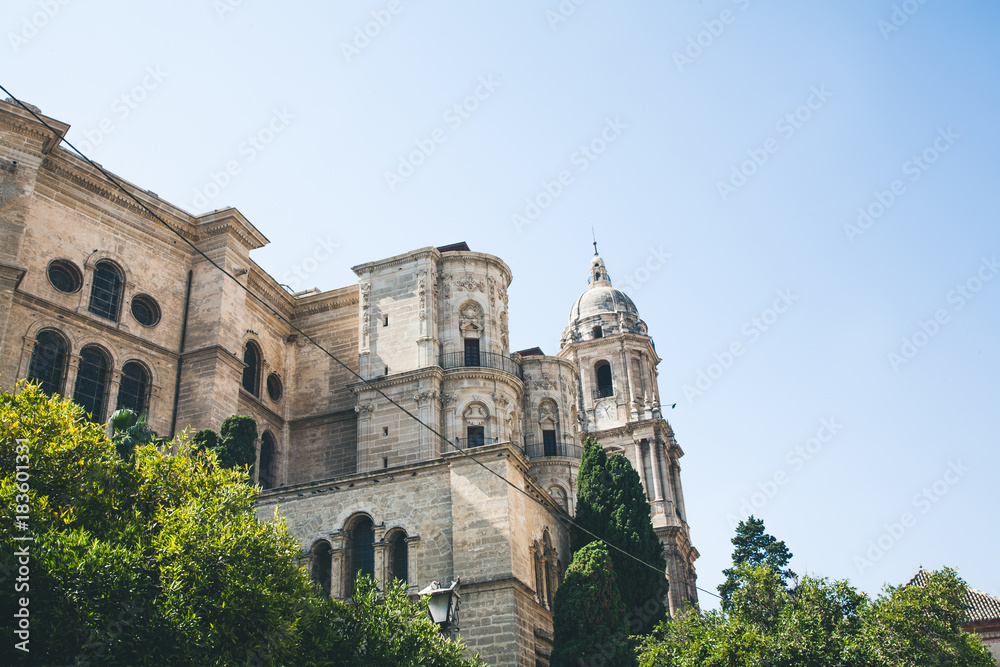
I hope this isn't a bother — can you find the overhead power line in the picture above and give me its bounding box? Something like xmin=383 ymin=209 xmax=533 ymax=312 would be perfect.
xmin=0 ymin=84 xmax=722 ymax=603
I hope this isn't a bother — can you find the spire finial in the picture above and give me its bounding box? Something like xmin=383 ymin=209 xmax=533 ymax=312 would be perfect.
xmin=592 ymin=227 xmax=598 ymax=256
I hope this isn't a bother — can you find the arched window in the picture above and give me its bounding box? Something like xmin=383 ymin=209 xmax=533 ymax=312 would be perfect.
xmin=73 ymin=345 xmax=111 ymax=422
xmin=259 ymin=431 xmax=276 ymax=490
xmin=88 ymin=260 xmax=124 ymax=321
xmin=386 ymin=530 xmax=409 ymax=585
xmin=242 ymin=341 xmax=262 ymax=396
xmin=310 ymin=541 xmax=332 ymax=597
xmin=595 ymin=360 xmax=614 ymax=398
xmin=347 ymin=516 xmax=375 ymax=596
xmin=27 ymin=329 xmax=68 ymax=395
xmin=116 ymin=361 xmax=150 ymax=415
xmin=462 ymin=402 xmax=489 ymax=448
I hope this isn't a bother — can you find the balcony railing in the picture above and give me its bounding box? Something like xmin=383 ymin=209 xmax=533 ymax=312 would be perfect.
xmin=455 ymin=437 xmax=500 ymax=449
xmin=592 ymin=386 xmax=615 ymax=401
xmin=525 ymin=442 xmax=582 ymax=459
xmin=439 ymin=351 xmax=524 ymax=380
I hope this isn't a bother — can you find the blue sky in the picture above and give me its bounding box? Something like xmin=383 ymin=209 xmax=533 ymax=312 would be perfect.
xmin=4 ymin=0 xmax=998 ymax=609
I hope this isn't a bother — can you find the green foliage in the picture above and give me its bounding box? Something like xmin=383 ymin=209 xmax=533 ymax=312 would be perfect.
xmin=848 ymin=568 xmax=996 ymax=667
xmin=718 ymin=516 xmax=794 ymax=611
xmin=218 ymin=414 xmax=258 ymax=471
xmin=110 ymin=408 xmax=159 ymax=460
xmin=550 ymin=542 xmax=637 ymax=667
xmin=637 ymin=554 xmax=993 ymax=666
xmin=0 ymin=383 xmax=483 ymax=666
xmin=191 ymin=427 xmax=219 ymax=453
xmin=295 ymin=576 xmax=486 ymax=667
xmin=575 ymin=438 xmax=669 ymax=635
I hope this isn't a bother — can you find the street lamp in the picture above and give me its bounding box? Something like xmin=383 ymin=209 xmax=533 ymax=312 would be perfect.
xmin=419 ymin=579 xmax=461 ymax=632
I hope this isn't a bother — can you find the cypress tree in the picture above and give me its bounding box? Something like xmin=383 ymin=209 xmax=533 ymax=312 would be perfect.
xmin=550 ymin=542 xmax=637 ymax=667
xmin=219 ymin=414 xmax=258 ymax=471
xmin=574 ymin=438 xmax=668 ymax=635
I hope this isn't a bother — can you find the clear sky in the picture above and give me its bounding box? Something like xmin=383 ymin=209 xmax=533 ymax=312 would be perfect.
xmin=4 ymin=0 xmax=998 ymax=609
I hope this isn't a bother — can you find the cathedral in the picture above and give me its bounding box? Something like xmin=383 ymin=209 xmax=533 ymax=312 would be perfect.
xmin=0 ymin=99 xmax=698 ymax=666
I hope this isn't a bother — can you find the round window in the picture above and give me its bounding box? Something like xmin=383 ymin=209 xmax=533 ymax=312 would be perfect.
xmin=266 ymin=373 xmax=283 ymax=402
xmin=47 ymin=260 xmax=83 ymax=293
xmin=130 ymin=295 xmax=161 ymax=327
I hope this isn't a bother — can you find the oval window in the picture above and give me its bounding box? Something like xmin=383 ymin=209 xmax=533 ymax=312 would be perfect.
xmin=47 ymin=260 xmax=83 ymax=293
xmin=130 ymin=295 xmax=161 ymax=327
xmin=266 ymin=373 xmax=283 ymax=402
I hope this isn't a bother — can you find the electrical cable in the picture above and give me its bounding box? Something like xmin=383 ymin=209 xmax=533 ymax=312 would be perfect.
xmin=0 ymin=84 xmax=722 ymax=603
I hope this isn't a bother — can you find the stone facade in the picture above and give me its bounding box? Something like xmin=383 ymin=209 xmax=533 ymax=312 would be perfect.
xmin=0 ymin=100 xmax=698 ymax=666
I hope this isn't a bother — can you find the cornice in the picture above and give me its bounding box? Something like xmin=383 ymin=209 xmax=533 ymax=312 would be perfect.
xmin=287 ymin=408 xmax=358 ymax=430
xmin=442 ymin=366 xmax=525 ymax=390
xmin=237 ymin=387 xmax=286 ymax=426
xmin=521 ymin=354 xmax=579 ymax=376
xmin=195 ymin=208 xmax=269 ymax=251
xmin=255 ymin=457 xmax=451 ymax=504
xmin=245 ymin=270 xmax=294 ymax=318
xmin=348 ymin=366 xmax=445 ymax=394
xmin=559 ymin=331 xmax=659 ymax=357
xmin=181 ymin=344 xmax=246 ymax=372
xmin=12 ymin=290 xmax=180 ymax=359
xmin=0 ymin=102 xmax=70 ymax=153
xmin=40 ymin=158 xmax=197 ymax=242
xmin=438 ymin=251 xmax=513 ymax=285
xmin=291 ymin=286 xmax=360 ymax=318
xmin=352 ymin=246 xmax=440 ymax=277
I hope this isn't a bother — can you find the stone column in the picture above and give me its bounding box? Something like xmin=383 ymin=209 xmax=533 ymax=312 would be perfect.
xmin=330 ymin=533 xmax=346 ymax=599
xmin=373 ymin=523 xmax=388 ymax=589
xmin=107 ymin=368 xmax=122 ymax=414
xmin=405 ymin=535 xmax=420 ymax=592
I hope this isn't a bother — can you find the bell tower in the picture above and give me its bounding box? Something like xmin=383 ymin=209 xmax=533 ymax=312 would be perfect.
xmin=558 ymin=246 xmax=700 ymax=615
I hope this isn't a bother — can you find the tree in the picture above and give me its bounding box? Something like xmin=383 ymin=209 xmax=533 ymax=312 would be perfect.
xmin=550 ymin=541 xmax=637 ymax=667
xmin=109 ymin=408 xmax=158 ymax=459
xmin=847 ymin=568 xmax=996 ymax=667
xmin=295 ymin=575 xmax=485 ymax=667
xmin=191 ymin=427 xmax=219 ymax=453
xmin=575 ymin=438 xmax=668 ymax=635
xmin=219 ymin=414 xmax=258 ymax=471
xmin=0 ymin=383 xmax=483 ymax=666
xmin=190 ymin=415 xmax=257 ymax=472
xmin=637 ymin=522 xmax=993 ymax=667
xmin=718 ymin=515 xmax=794 ymax=611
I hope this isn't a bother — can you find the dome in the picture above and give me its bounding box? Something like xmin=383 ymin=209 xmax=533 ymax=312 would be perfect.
xmin=568 ymin=285 xmax=639 ymax=323
xmin=567 ymin=251 xmax=640 ymax=324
